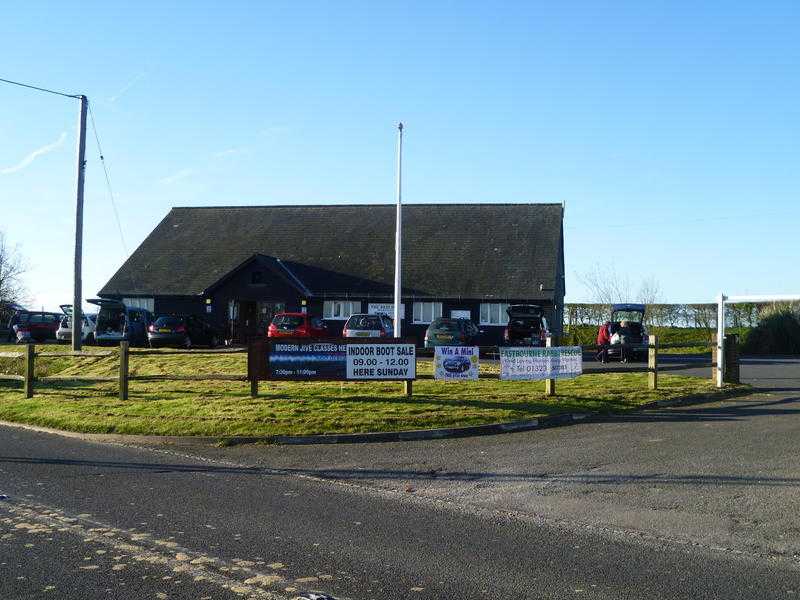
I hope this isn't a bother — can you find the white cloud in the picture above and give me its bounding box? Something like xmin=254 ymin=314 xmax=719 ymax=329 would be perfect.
xmin=109 ymin=72 xmax=147 ymax=103
xmin=214 ymin=148 xmax=240 ymax=158
xmin=1 ymin=132 xmax=67 ymax=175
xmin=159 ymin=168 xmax=194 ymax=185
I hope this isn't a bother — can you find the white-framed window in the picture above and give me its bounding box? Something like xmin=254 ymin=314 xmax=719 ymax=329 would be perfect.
xmin=412 ymin=301 xmax=443 ymax=324
xmin=479 ymin=302 xmax=510 ymax=325
xmin=123 ymin=297 xmax=154 ymax=313
xmin=323 ymin=300 xmax=361 ymax=320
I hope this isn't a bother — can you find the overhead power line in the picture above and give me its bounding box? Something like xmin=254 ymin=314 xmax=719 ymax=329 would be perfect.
xmin=88 ymin=103 xmax=128 ymax=257
xmin=0 ymin=76 xmax=80 ymax=99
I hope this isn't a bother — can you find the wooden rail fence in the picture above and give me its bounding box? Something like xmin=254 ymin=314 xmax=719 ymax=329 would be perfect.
xmin=0 ymin=336 xmax=738 ymax=400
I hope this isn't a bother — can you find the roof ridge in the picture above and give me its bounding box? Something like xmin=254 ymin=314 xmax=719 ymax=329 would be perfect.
xmin=171 ymin=203 xmax=563 ymax=210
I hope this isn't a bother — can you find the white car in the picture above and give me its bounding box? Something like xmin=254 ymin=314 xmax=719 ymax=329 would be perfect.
xmin=56 ymin=305 xmax=97 ymax=344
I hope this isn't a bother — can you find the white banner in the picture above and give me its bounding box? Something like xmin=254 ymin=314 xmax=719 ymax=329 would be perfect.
xmin=346 ymin=344 xmax=415 ymax=380
xmin=500 ymin=346 xmax=582 ymax=381
xmin=434 ymin=346 xmax=479 ymax=381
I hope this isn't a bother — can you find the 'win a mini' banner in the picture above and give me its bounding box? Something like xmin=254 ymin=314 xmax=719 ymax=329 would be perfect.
xmin=434 ymin=346 xmax=479 ymax=381
xmin=499 ymin=346 xmax=582 ymax=381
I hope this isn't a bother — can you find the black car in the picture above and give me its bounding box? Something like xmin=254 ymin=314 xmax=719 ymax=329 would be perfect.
xmin=147 ymin=315 xmax=221 ymax=348
xmin=424 ymin=318 xmax=481 ymax=348
xmin=503 ymin=304 xmax=549 ymax=346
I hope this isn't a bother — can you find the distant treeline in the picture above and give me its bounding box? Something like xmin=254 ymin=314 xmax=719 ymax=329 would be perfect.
xmin=564 ymin=303 xmax=772 ymax=329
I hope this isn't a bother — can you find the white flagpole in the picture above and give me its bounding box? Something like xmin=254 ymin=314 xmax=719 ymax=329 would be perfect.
xmin=393 ymin=122 xmax=403 ymax=338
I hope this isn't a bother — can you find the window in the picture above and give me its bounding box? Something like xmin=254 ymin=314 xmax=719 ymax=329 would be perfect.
xmin=412 ymin=302 xmax=443 ymax=324
xmin=323 ymin=300 xmax=361 ymax=320
xmin=479 ymin=303 xmax=510 ymax=325
xmin=123 ymin=297 xmax=154 ymax=312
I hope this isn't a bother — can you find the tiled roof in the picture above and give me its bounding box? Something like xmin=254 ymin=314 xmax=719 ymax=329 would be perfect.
xmin=99 ymin=203 xmax=564 ymax=300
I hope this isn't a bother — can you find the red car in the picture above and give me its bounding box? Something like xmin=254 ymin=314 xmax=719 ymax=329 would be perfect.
xmin=267 ymin=312 xmax=327 ymax=338
xmin=14 ymin=311 xmax=61 ymax=343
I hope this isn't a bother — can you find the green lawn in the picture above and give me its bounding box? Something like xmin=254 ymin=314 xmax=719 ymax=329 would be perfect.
xmin=0 ymin=344 xmax=745 ymax=438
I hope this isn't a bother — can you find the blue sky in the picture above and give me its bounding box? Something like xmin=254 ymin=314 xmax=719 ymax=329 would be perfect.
xmin=1 ymin=1 xmax=799 ymax=310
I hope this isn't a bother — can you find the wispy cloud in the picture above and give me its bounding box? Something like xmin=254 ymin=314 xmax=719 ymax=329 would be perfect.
xmin=109 ymin=72 xmax=147 ymax=103
xmin=1 ymin=132 xmax=67 ymax=175
xmin=259 ymin=126 xmax=289 ymax=137
xmin=159 ymin=168 xmax=194 ymax=185
xmin=214 ymin=146 xmax=249 ymax=158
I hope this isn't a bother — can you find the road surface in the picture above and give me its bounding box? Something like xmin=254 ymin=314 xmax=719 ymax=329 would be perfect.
xmin=1 ymin=357 xmax=799 ymax=599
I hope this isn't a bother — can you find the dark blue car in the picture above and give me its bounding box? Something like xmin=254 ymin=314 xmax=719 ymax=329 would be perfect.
xmin=442 ymin=355 xmax=472 ymax=374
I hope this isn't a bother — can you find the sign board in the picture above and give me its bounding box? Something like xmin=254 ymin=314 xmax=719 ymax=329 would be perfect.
xmin=346 ymin=344 xmax=415 ymax=380
xmin=252 ymin=338 xmax=416 ymax=381
xmin=450 ymin=310 xmax=471 ymax=319
xmin=268 ymin=341 xmax=347 ymax=380
xmin=367 ymin=303 xmax=405 ymax=319
xmin=434 ymin=346 xmax=479 ymax=380
xmin=499 ymin=346 xmax=582 ymax=381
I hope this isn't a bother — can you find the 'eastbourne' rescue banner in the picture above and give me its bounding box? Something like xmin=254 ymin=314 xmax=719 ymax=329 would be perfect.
xmin=499 ymin=346 xmax=582 ymax=381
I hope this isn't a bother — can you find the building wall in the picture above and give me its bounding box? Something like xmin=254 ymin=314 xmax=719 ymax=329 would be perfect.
xmin=103 ymin=254 xmax=566 ymax=346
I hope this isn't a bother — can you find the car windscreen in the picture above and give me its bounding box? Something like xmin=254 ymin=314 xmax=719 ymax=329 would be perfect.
xmin=154 ymin=316 xmax=184 ymax=328
xmin=21 ymin=313 xmax=60 ymax=324
xmin=430 ymin=320 xmax=461 ymax=333
xmin=273 ymin=315 xmax=304 ymax=328
xmin=612 ymin=310 xmax=644 ymax=323
xmin=346 ymin=315 xmax=382 ymax=329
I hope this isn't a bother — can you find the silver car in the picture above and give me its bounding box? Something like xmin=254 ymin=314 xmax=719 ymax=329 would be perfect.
xmin=342 ymin=314 xmax=394 ymax=338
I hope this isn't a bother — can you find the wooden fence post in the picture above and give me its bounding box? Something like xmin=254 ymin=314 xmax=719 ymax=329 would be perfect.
xmin=119 ymin=341 xmax=129 ymax=401
xmin=648 ymin=334 xmax=658 ymax=390
xmin=250 ymin=377 xmax=259 ymax=398
xmin=24 ymin=344 xmax=35 ymax=398
xmin=404 ymin=380 xmax=413 ymax=398
xmin=545 ymin=336 xmax=556 ymax=396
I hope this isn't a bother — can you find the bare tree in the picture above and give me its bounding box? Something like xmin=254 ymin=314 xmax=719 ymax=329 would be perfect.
xmin=577 ymin=264 xmax=663 ymax=306
xmin=637 ymin=276 xmax=662 ymax=305
xmin=576 ymin=263 xmax=632 ymax=305
xmin=0 ymin=232 xmax=27 ymax=307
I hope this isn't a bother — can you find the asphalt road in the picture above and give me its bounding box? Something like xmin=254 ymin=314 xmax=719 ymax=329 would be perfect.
xmin=2 ymin=358 xmax=800 ymax=599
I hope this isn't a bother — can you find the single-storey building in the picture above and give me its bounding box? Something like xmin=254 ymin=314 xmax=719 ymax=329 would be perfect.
xmin=98 ymin=203 xmax=565 ymax=345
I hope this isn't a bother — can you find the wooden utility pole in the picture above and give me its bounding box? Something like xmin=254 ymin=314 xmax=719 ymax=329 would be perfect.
xmin=72 ymin=95 xmax=88 ymax=352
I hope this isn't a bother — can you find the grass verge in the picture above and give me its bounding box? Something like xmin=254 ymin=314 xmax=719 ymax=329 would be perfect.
xmin=0 ymin=345 xmax=746 ymax=437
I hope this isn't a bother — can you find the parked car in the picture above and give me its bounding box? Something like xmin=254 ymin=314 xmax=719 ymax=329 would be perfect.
xmin=596 ymin=303 xmax=647 ymax=362
xmin=56 ymin=305 xmax=97 ymax=344
xmin=88 ymin=298 xmax=152 ymax=347
xmin=503 ymin=304 xmax=549 ymax=346
xmin=342 ymin=313 xmax=394 ymax=338
xmin=147 ymin=314 xmax=221 ymax=348
xmin=14 ymin=311 xmax=62 ymax=343
xmin=424 ymin=317 xmax=480 ymax=348
xmin=267 ymin=312 xmax=327 ymax=338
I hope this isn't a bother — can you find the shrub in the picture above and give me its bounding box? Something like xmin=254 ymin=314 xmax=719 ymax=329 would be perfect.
xmin=741 ymin=305 xmax=800 ymax=355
